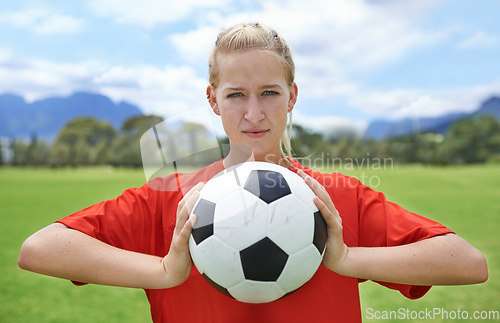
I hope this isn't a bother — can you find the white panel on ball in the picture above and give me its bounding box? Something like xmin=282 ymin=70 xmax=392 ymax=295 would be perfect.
xmin=191 ymin=235 xmax=245 ymax=288
xmin=214 ymin=190 xmax=269 ymax=251
xmin=276 ymin=244 xmax=323 ymax=293
xmin=284 ymin=174 xmax=318 ymax=212
xmin=228 ymin=280 xmax=286 ymax=304
xmin=268 ymin=195 xmax=315 ymax=255
xmin=199 ymin=170 xmax=240 ymax=203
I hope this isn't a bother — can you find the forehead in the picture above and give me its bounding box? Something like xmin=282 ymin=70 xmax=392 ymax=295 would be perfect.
xmin=217 ymin=50 xmax=287 ymax=88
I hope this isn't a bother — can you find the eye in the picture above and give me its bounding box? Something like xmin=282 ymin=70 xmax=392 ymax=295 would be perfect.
xmin=227 ymin=92 xmax=243 ymax=98
xmin=263 ymin=90 xmax=279 ymax=96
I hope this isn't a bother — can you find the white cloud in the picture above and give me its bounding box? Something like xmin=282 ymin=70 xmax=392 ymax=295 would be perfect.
xmin=164 ymin=0 xmax=473 ymax=124
xmin=348 ymin=89 xmax=453 ymax=118
xmin=168 ymin=0 xmax=448 ymax=103
xmin=35 ymin=13 xmax=84 ymax=35
xmin=125 ymin=0 xmax=500 ymax=123
xmin=0 ymin=55 xmax=104 ymax=101
xmin=293 ymin=111 xmax=368 ymax=137
xmin=88 ymin=0 xmax=233 ymax=28
xmin=0 ymin=52 xmax=210 ymax=119
xmin=94 ymin=64 xmax=208 ymax=117
xmin=0 ymin=49 xmax=13 ymax=61
xmin=457 ymin=31 xmax=499 ymax=50
xmin=168 ymin=25 xmax=220 ymax=66
xmin=0 ymin=8 xmax=84 ymax=34
xmin=347 ymin=83 xmax=500 ymax=120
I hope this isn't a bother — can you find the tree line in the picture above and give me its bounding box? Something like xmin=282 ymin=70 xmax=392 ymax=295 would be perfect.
xmin=291 ymin=114 xmax=500 ymax=165
xmin=7 ymin=115 xmax=161 ymax=167
xmin=3 ymin=114 xmax=500 ymax=167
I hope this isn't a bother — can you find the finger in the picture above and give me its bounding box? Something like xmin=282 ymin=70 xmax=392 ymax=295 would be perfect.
xmin=175 ymin=189 xmax=201 ymax=235
xmin=313 ymin=196 xmax=342 ymax=233
xmin=298 ymin=170 xmax=334 ymax=209
xmin=184 ymin=190 xmax=201 ymax=218
xmin=181 ymin=214 xmax=197 ymax=243
xmin=297 ymin=170 xmax=341 ymax=222
xmin=172 ymin=213 xmax=198 ymax=253
xmin=297 ymin=170 xmax=325 ymax=195
xmin=177 ymin=182 xmax=204 ymax=216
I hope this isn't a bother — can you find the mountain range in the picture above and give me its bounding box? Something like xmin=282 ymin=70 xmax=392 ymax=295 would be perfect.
xmin=1 ymin=92 xmax=499 ymax=142
xmin=363 ymin=96 xmax=500 ymax=140
xmin=0 ymin=92 xmax=143 ymax=141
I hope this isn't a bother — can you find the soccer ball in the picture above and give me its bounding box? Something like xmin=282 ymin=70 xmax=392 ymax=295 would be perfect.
xmin=188 ymin=161 xmax=327 ymax=303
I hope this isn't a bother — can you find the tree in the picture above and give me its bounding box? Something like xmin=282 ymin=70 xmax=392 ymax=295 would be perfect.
xmin=111 ymin=115 xmax=163 ymax=167
xmin=443 ymin=115 xmax=500 ymax=163
xmin=178 ymin=122 xmax=214 ymax=166
xmin=90 ymin=138 xmax=111 ymax=165
xmin=10 ymin=139 xmax=28 ymax=166
xmin=56 ymin=117 xmax=116 ymax=147
xmin=49 ymin=141 xmax=70 ymax=166
xmin=121 ymin=115 xmax=163 ymax=138
xmin=290 ymin=124 xmax=325 ymax=157
xmin=414 ymin=133 xmax=444 ymax=164
xmin=51 ymin=117 xmax=116 ymax=166
xmin=26 ymin=133 xmax=50 ymax=166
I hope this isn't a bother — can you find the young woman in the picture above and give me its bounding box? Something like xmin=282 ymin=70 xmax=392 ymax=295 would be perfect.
xmin=18 ymin=23 xmax=487 ymax=323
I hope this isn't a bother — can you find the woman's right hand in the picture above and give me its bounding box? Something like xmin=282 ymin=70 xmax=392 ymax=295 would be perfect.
xmin=161 ymin=182 xmax=204 ymax=287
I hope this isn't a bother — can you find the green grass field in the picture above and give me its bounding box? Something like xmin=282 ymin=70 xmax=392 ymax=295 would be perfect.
xmin=1 ymin=165 xmax=498 ymax=322
xmin=336 ymin=164 xmax=500 ymax=322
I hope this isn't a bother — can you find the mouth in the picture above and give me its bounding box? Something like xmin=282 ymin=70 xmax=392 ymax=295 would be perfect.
xmin=242 ymin=128 xmax=269 ymax=138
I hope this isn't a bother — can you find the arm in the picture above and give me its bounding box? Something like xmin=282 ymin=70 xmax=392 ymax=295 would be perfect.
xmin=297 ymin=170 xmax=488 ymax=286
xmin=18 ymin=182 xmax=203 ymax=289
xmin=332 ymin=233 xmax=488 ymax=286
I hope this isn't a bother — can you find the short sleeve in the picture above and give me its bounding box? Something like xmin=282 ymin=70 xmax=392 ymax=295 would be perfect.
xmin=357 ymin=183 xmax=453 ymax=247
xmin=356 ymin=182 xmax=454 ymax=299
xmin=56 ymin=182 xmax=168 ymax=257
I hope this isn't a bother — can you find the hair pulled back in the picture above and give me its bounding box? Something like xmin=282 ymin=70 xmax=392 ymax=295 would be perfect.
xmin=208 ymin=23 xmax=295 ymax=89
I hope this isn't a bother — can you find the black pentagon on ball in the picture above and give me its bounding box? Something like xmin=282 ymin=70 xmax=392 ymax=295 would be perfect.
xmin=243 ymin=170 xmax=292 ymax=204
xmin=313 ymin=211 xmax=328 ymax=254
xmin=240 ymin=237 xmax=289 ymax=281
xmin=191 ymin=198 xmax=216 ymax=245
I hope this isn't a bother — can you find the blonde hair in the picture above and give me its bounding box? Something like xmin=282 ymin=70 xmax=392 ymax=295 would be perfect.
xmin=208 ymin=23 xmax=296 ymax=160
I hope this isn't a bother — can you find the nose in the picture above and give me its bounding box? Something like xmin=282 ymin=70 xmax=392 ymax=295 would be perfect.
xmin=244 ymin=96 xmax=264 ymax=123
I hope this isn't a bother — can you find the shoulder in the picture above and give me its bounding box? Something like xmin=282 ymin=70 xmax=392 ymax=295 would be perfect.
xmin=290 ymin=159 xmax=361 ymax=192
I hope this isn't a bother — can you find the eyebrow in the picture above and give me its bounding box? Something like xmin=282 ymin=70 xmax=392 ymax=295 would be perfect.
xmin=224 ymin=84 xmax=282 ymax=92
xmin=225 ymin=87 xmax=243 ymax=92
xmin=261 ymin=84 xmax=281 ymax=90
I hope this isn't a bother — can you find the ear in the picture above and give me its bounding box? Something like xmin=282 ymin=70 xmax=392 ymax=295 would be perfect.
xmin=287 ymin=82 xmax=298 ymax=113
xmin=207 ymin=85 xmax=220 ymax=115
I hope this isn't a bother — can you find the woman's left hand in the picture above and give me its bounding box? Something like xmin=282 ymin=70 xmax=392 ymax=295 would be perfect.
xmin=297 ymin=170 xmax=350 ymax=275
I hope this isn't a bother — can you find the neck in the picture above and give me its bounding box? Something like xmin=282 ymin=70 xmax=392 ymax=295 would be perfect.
xmin=223 ymin=149 xmax=291 ymax=169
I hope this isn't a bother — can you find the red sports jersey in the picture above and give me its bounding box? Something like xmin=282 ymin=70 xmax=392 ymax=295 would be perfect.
xmin=57 ymin=160 xmax=453 ymax=323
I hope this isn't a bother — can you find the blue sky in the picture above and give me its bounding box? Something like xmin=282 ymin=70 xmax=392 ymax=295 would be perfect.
xmin=1 ymin=0 xmax=499 ymax=136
